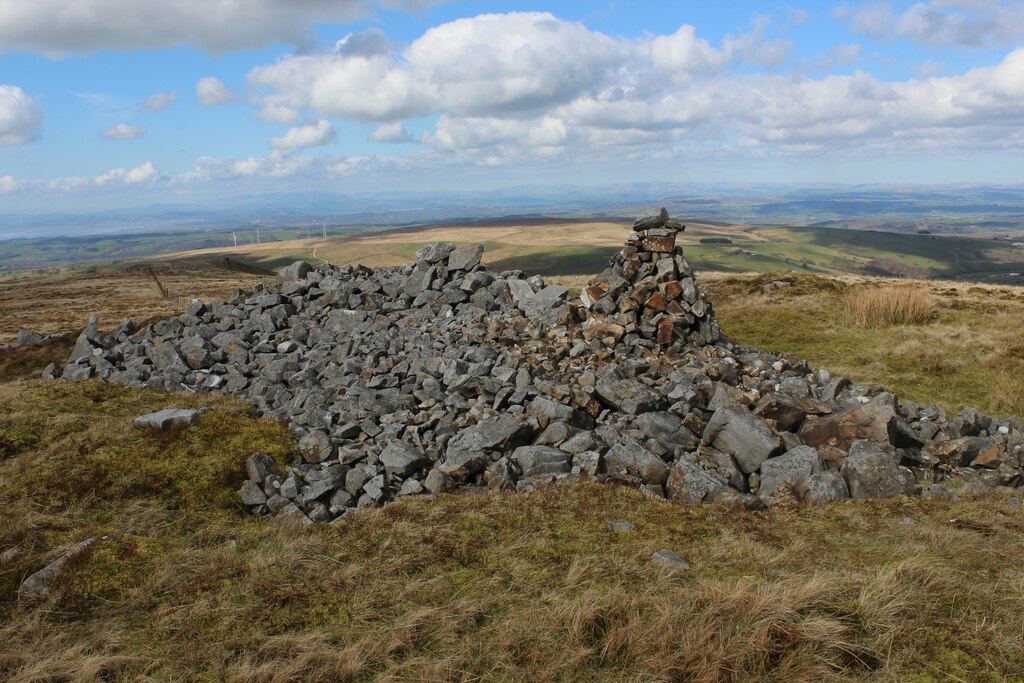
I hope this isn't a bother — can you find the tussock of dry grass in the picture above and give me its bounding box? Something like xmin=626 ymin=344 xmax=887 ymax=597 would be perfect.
xmin=712 ymin=272 xmax=1024 ymax=417
xmin=844 ymin=286 xmax=937 ymax=327
xmin=2 ymin=380 xmax=1024 ymax=681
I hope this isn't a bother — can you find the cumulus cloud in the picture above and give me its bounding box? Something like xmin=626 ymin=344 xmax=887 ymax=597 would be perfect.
xmin=240 ymin=10 xmax=1024 ymax=168
xmin=0 ymin=175 xmax=18 ymax=192
xmin=0 ymin=0 xmax=445 ymax=54
xmin=142 ymin=91 xmax=178 ymax=111
xmin=196 ymin=77 xmax=237 ymax=106
xmin=847 ymin=1 xmax=1024 ymax=47
xmin=99 ymin=123 xmax=145 ymax=140
xmin=269 ymin=120 xmax=337 ymax=150
xmin=171 ymin=150 xmax=412 ymax=184
xmin=95 ymin=161 xmax=160 ymax=185
xmin=0 ymin=85 xmax=43 ymax=145
xmin=248 ymin=13 xmax=631 ymax=123
xmin=369 ymin=121 xmax=413 ymax=143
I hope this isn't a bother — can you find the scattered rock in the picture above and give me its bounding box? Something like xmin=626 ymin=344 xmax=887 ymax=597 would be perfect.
xmin=19 ymin=538 xmax=101 ymax=599
xmin=605 ymin=520 xmax=635 ymax=532
xmin=133 ymin=408 xmax=201 ymax=430
xmin=651 ymin=549 xmax=691 ymax=568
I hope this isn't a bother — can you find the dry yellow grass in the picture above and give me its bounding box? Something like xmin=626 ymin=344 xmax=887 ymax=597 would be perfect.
xmin=709 ymin=272 xmax=1024 ymax=417
xmin=0 ymin=266 xmax=268 ymax=343
xmin=165 ymin=220 xmax=756 ymax=271
xmin=844 ymin=286 xmax=937 ymax=327
xmin=2 ymin=379 xmax=1024 ymax=681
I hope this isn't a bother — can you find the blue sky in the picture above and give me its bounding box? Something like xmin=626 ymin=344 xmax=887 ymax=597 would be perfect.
xmin=0 ymin=0 xmax=1022 ymax=212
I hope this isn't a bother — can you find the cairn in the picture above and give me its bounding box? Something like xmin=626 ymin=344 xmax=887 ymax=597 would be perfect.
xmin=580 ymin=208 xmax=720 ymax=350
xmin=45 ymin=208 xmax=1024 ymax=526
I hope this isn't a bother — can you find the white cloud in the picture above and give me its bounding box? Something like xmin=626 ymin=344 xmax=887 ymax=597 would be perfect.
xmin=0 ymin=85 xmax=43 ymax=145
xmin=0 ymin=0 xmax=445 ymax=54
xmin=0 ymin=175 xmax=18 ymax=192
xmin=240 ymin=11 xmax=1024 ymax=169
xmin=99 ymin=123 xmax=145 ymax=140
xmin=248 ymin=12 xmax=630 ymax=123
xmin=196 ymin=77 xmax=237 ymax=106
xmin=847 ymin=1 xmax=1024 ymax=47
xmin=95 ymin=161 xmax=159 ymax=185
xmin=369 ymin=121 xmax=413 ymax=143
xmin=723 ymin=15 xmax=793 ymax=69
xmin=269 ymin=120 xmax=337 ymax=150
xmin=142 ymin=91 xmax=178 ymax=111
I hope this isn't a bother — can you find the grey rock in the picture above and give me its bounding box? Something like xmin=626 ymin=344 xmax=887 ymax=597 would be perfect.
xmin=19 ymin=538 xmax=99 ymax=599
xmin=238 ymin=480 xmax=268 ymax=506
xmin=605 ymin=520 xmax=635 ymax=532
xmin=703 ymin=406 xmax=781 ymax=474
xmin=134 ymin=408 xmax=200 ymax=430
xmin=278 ymin=261 xmax=313 ymax=283
xmin=16 ymin=329 xmax=44 ymax=346
xmin=802 ymin=470 xmax=850 ymax=503
xmin=448 ymin=244 xmax=484 ymax=271
xmin=758 ymin=446 xmax=822 ymax=498
xmin=603 ymin=437 xmax=670 ymax=485
xmin=841 ymin=441 xmax=906 ymax=499
xmin=633 ymin=207 xmax=669 ymax=232
xmin=380 ymin=441 xmax=428 ymax=477
xmin=651 ymin=549 xmax=691 ymax=568
xmin=299 ymin=430 xmax=335 ymax=464
xmin=595 ymin=378 xmax=664 ymax=415
xmin=666 ymin=453 xmax=729 ymax=503
xmin=512 ymin=445 xmax=571 ymax=478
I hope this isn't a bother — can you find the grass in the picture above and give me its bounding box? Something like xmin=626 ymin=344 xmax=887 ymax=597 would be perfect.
xmin=0 ymin=263 xmax=268 ymax=343
xmin=1 ymin=248 xmax=1024 ymax=679
xmin=2 ymin=380 xmax=1024 ymax=681
xmin=844 ymin=286 xmax=937 ymax=327
xmin=706 ymin=272 xmax=1024 ymax=417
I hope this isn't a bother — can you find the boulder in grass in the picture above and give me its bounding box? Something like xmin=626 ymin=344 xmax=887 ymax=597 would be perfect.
xmin=19 ymin=538 xmax=100 ymax=599
xmin=16 ymin=329 xmax=45 ymax=347
xmin=134 ymin=408 xmax=201 ymax=430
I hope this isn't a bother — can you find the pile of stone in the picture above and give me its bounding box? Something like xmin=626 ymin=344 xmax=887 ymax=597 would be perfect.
xmin=580 ymin=207 xmax=720 ymax=350
xmin=47 ymin=209 xmax=1024 ymax=526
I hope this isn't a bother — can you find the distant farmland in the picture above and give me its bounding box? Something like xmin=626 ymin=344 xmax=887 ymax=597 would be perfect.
xmin=164 ymin=219 xmax=1024 ymax=284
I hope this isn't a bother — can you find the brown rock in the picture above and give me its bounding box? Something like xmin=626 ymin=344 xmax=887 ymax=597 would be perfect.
xmin=754 ymin=392 xmax=833 ymax=432
xmin=657 ymin=319 xmax=674 ymax=345
xmin=798 ymin=396 xmax=896 ymax=450
xmin=817 ymin=445 xmax=848 ymax=470
xmin=645 ymin=291 xmax=668 ymax=311
xmin=641 ymin=235 xmax=676 ymax=252
xmin=971 ymin=446 xmax=1003 ymax=469
xmin=661 ymin=280 xmax=683 ymax=299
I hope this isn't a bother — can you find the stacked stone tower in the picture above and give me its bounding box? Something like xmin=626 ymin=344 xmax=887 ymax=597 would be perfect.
xmin=579 ymin=207 xmax=721 ymax=350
